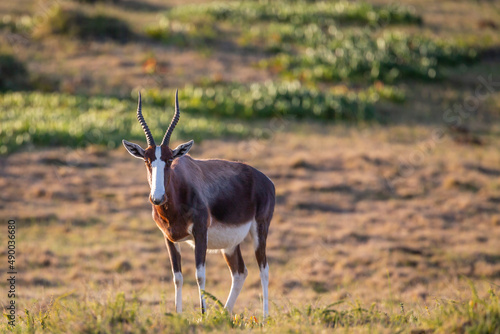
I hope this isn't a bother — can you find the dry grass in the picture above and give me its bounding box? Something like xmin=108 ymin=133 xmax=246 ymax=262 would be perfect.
xmin=0 ymin=126 xmax=499 ymax=322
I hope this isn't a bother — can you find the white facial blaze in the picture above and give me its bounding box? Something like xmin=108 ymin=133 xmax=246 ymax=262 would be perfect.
xmin=151 ymin=147 xmax=166 ymax=203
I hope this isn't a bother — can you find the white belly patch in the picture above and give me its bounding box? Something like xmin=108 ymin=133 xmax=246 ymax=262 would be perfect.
xmin=185 ymin=220 xmax=252 ymax=250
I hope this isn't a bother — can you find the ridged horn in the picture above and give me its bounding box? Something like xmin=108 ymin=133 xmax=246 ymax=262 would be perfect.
xmin=161 ymin=89 xmax=180 ymax=147
xmin=136 ymin=92 xmax=155 ymax=147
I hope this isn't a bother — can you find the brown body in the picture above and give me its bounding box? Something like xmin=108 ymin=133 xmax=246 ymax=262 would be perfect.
xmin=152 ymin=155 xmax=275 ymax=250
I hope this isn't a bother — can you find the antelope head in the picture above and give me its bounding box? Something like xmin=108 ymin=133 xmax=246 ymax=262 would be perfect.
xmin=122 ymin=90 xmax=194 ymax=206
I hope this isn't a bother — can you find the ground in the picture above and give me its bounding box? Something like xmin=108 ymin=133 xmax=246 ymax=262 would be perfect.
xmin=1 ymin=126 xmax=499 ymax=330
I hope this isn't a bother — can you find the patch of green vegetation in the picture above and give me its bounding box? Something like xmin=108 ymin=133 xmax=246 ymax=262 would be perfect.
xmin=149 ymin=0 xmax=476 ymax=84
xmin=0 ymin=92 xmax=253 ymax=155
xmin=145 ymin=15 xmax=218 ymax=47
xmin=144 ymin=81 xmax=398 ymax=121
xmin=165 ymin=0 xmax=422 ymax=26
xmin=3 ymin=286 xmax=498 ymax=333
xmin=421 ymin=286 xmax=500 ymax=333
xmin=33 ymin=5 xmax=132 ymax=41
xmin=146 ymin=0 xmax=421 ymax=47
xmin=0 ymin=82 xmax=404 ymax=154
xmin=259 ymin=30 xmax=477 ymax=83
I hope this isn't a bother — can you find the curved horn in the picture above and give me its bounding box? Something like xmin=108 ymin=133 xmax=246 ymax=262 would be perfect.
xmin=136 ymin=92 xmax=155 ymax=147
xmin=161 ymin=89 xmax=180 ymax=147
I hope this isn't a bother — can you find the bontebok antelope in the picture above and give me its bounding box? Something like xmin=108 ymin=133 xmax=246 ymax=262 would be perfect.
xmin=122 ymin=91 xmax=275 ymax=318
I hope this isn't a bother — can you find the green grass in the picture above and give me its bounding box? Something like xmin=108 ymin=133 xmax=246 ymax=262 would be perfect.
xmin=0 ymin=92 xmax=254 ymax=155
xmin=163 ymin=0 xmax=422 ymax=26
xmin=145 ymin=0 xmax=421 ymax=48
xmin=148 ymin=0 xmax=477 ymax=84
xmin=2 ymin=286 xmax=498 ymax=333
xmin=144 ymin=15 xmax=218 ymax=47
xmin=420 ymin=286 xmax=500 ymax=334
xmin=0 ymin=1 xmax=486 ymax=155
xmin=0 ymin=83 xmax=403 ymax=154
xmin=144 ymin=81 xmax=404 ymax=119
xmin=1 ymin=5 xmax=132 ymax=42
xmin=257 ymin=29 xmax=477 ymax=83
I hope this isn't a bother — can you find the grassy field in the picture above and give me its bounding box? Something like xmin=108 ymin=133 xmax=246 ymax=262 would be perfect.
xmin=7 ymin=283 xmax=500 ymax=333
xmin=1 ymin=129 xmax=500 ymax=332
xmin=1 ymin=0 xmax=500 ymax=332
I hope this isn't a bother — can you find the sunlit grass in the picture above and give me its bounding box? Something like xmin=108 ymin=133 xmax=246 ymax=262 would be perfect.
xmin=257 ymin=29 xmax=477 ymax=83
xmin=0 ymin=92 xmax=254 ymax=155
xmin=148 ymin=0 xmax=476 ymax=84
xmin=0 ymin=83 xmax=404 ymax=154
xmin=2 ymin=286 xmax=498 ymax=333
xmin=163 ymin=0 xmax=421 ymax=26
xmin=146 ymin=0 xmax=421 ymax=48
xmin=143 ymin=81 xmax=404 ymax=120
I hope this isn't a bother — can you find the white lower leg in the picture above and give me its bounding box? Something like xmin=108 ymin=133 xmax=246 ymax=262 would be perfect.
xmin=224 ymin=268 xmax=248 ymax=312
xmin=173 ymin=272 xmax=183 ymax=313
xmin=260 ymin=263 xmax=269 ymax=318
xmin=196 ymin=265 xmax=206 ymax=312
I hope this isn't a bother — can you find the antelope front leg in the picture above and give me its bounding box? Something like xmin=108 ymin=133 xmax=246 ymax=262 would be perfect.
xmin=165 ymin=238 xmax=183 ymax=313
xmin=192 ymin=221 xmax=208 ymax=314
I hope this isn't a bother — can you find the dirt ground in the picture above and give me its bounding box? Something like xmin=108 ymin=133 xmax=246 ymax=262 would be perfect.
xmin=1 ymin=125 xmax=499 ymax=314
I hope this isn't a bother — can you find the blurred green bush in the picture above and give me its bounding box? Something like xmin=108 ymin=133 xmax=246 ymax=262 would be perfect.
xmin=0 ymin=92 xmax=251 ymax=154
xmin=164 ymin=1 xmax=422 ymax=26
xmin=143 ymin=81 xmax=404 ymax=120
xmin=148 ymin=0 xmax=476 ymax=83
xmin=147 ymin=0 xmax=422 ymax=47
xmin=259 ymin=31 xmax=477 ymax=83
xmin=0 ymin=82 xmax=403 ymax=154
xmin=0 ymin=54 xmax=30 ymax=92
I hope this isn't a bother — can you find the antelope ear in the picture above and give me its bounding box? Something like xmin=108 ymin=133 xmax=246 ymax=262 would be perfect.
xmin=122 ymin=140 xmax=146 ymax=159
xmin=172 ymin=140 xmax=194 ymax=159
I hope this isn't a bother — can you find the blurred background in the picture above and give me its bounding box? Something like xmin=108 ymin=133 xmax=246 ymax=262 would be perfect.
xmin=0 ymin=0 xmax=499 ymax=331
